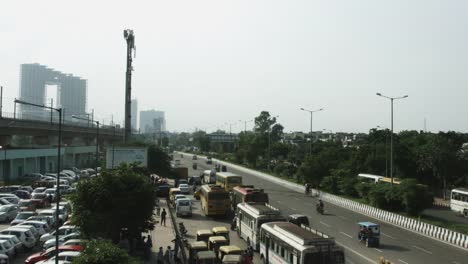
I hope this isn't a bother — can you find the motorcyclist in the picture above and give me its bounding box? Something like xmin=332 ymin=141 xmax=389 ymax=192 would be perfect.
xmin=305 ymin=183 xmax=311 ymax=195
xmin=316 ymin=199 xmax=324 ymax=213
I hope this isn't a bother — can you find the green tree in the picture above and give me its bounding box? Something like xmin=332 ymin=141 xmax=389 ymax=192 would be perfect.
xmin=399 ymin=179 xmax=434 ymax=215
xmin=192 ymin=131 xmax=211 ymax=152
xmin=72 ymin=240 xmax=138 ymax=264
xmin=70 ymin=164 xmax=156 ymax=242
xmin=147 ymin=145 xmax=172 ymax=177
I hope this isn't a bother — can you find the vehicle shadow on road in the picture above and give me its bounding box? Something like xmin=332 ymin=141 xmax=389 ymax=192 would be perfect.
xmin=379 ymin=244 xmax=410 ymax=252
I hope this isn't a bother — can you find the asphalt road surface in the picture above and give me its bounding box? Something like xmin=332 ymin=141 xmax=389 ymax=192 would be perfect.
xmin=181 ymin=154 xmax=468 ymax=264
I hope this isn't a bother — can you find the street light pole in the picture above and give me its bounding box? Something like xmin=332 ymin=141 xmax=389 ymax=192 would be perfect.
xmin=300 ymin=108 xmax=323 ymax=156
xmin=376 ymin=93 xmax=408 ymax=186
xmin=14 ymin=99 xmax=62 ymax=264
xmin=376 ymin=126 xmax=389 ymax=177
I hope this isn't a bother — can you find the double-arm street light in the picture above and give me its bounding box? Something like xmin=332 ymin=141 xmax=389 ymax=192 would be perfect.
xmin=15 ymin=99 xmax=62 ymax=264
xmin=376 ymin=93 xmax=408 ymax=186
xmin=300 ymin=108 xmax=323 ymax=156
xmin=72 ymin=115 xmax=100 ymax=173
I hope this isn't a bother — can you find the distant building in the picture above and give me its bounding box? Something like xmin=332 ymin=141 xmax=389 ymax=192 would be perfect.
xmin=140 ymin=109 xmax=166 ymax=133
xmin=131 ymin=99 xmax=138 ymax=131
xmin=19 ymin=63 xmax=87 ymax=118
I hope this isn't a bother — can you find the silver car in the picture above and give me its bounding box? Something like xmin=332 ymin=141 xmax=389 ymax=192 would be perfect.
xmin=0 ymin=205 xmax=19 ymax=223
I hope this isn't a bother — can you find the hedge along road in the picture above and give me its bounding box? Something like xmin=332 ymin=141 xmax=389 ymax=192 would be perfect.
xmin=180 ymin=152 xmax=467 ymax=264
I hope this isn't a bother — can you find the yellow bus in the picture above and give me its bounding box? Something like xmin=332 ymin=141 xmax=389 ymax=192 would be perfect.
xmin=199 ymin=184 xmax=230 ymax=217
xmin=215 ymin=172 xmax=242 ymax=192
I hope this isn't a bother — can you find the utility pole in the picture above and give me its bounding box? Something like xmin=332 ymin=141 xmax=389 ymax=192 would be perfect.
xmin=0 ymin=86 xmax=3 ymax=118
xmin=123 ymin=29 xmax=136 ymax=142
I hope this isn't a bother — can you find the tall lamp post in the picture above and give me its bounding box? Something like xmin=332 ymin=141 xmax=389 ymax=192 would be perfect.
xmin=300 ymin=108 xmax=323 ymax=156
xmin=15 ymin=99 xmax=62 ymax=264
xmin=0 ymin=146 xmax=6 ymax=183
xmin=376 ymin=93 xmax=408 ymax=186
xmin=72 ymin=115 xmax=100 ymax=173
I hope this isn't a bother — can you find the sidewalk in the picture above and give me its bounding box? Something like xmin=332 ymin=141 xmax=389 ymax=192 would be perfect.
xmin=146 ymin=199 xmax=177 ymax=264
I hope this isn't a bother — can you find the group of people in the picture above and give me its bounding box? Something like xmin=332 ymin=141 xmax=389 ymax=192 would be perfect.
xmin=157 ymin=245 xmax=179 ymax=264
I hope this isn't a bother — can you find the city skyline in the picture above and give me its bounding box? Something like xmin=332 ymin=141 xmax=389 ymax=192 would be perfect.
xmin=1 ymin=1 xmax=468 ymax=133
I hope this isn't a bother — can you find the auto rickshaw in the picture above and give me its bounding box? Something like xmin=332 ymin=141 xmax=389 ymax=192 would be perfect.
xmin=196 ymin=229 xmax=214 ymax=243
xmin=357 ymin=222 xmax=380 ymax=247
xmin=194 ymin=251 xmax=217 ymax=264
xmin=222 ymin=254 xmax=243 ymax=264
xmin=218 ymin=245 xmax=242 ymax=261
xmin=208 ymin=236 xmax=229 ymax=256
xmin=212 ymin=226 xmax=230 ymax=243
xmin=188 ymin=241 xmax=208 ymax=264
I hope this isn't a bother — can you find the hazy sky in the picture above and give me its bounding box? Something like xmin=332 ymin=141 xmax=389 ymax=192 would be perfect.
xmin=2 ymin=0 xmax=467 ymax=133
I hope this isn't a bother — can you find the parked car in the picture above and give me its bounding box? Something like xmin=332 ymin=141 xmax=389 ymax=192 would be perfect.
xmin=0 ymin=199 xmax=10 ymax=206
xmin=19 ymin=186 xmax=34 ymax=193
xmin=39 ymin=251 xmax=81 ymax=263
xmin=43 ymin=232 xmax=81 ymax=250
xmin=18 ymin=200 xmax=36 ymax=211
xmin=24 ymin=245 xmax=82 ymax=264
xmin=62 ymin=239 xmax=86 ymax=247
xmin=0 ymin=194 xmax=19 ymax=200
xmin=30 ymin=193 xmax=50 ymax=208
xmin=0 ymin=234 xmax=22 ymax=255
xmin=13 ymin=225 xmax=40 ymax=240
xmin=27 ymin=216 xmax=53 ymax=230
xmin=37 ymin=210 xmax=58 ymax=228
xmin=10 ymin=211 xmax=36 ymax=225
xmin=19 ymin=221 xmax=49 ymax=235
xmin=40 ymin=226 xmax=77 ymax=243
xmin=44 ymin=189 xmax=57 ymax=202
xmin=0 ymin=227 xmax=36 ymax=249
xmin=178 ymin=184 xmax=190 ymax=194
xmin=0 ymin=240 xmax=15 ymax=259
xmin=32 ymin=187 xmax=47 ymax=194
xmin=11 ymin=190 xmax=30 ymax=199
xmin=1 ymin=197 xmax=19 ymax=205
xmin=23 ymin=173 xmax=43 ymax=181
xmin=0 ymin=253 xmax=8 ymax=264
xmin=0 ymin=186 xmax=21 ymax=193
xmin=0 ymin=205 xmax=19 ymax=223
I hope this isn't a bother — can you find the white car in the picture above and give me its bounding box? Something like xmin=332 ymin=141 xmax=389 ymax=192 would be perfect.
xmin=0 ymin=240 xmax=15 ymax=259
xmin=37 ymin=251 xmax=81 ymax=264
xmin=62 ymin=239 xmax=86 ymax=247
xmin=32 ymin=187 xmax=47 ymax=194
xmin=0 ymin=253 xmax=8 ymax=264
xmin=0 ymin=205 xmax=19 ymax=223
xmin=20 ymin=220 xmax=50 ymax=234
xmin=175 ymin=198 xmax=192 ymax=217
xmin=0 ymin=227 xmax=36 ymax=249
xmin=0 ymin=234 xmax=22 ymax=254
xmin=40 ymin=225 xmax=77 ymax=243
xmin=10 ymin=211 xmax=36 ymax=225
xmin=43 ymin=232 xmax=80 ymax=250
xmin=38 ymin=210 xmax=58 ymax=227
xmin=178 ymin=184 xmax=190 ymax=194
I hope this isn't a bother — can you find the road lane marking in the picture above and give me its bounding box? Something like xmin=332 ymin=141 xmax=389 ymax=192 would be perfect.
xmin=320 ymin=221 xmax=331 ymax=227
xmin=277 ymin=201 xmax=283 ymax=204
xmin=340 ymin=232 xmax=353 ymax=238
xmin=412 ymin=245 xmax=433 ymax=255
xmin=291 ymin=207 xmax=297 ymax=211
xmin=334 ymin=241 xmax=375 ymax=264
xmin=374 ymin=248 xmax=383 ymax=253
xmin=338 ymin=215 xmax=349 ymax=220
xmin=398 ymin=259 xmax=409 ymax=264
xmin=381 ymin=232 xmax=395 ymax=239
xmin=294 ymin=197 xmax=300 ymax=201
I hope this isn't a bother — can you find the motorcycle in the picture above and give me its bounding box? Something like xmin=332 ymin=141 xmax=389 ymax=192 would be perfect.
xmin=316 ymin=203 xmax=324 ymax=215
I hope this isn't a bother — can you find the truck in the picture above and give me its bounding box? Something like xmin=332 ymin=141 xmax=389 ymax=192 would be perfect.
xmin=173 ymin=167 xmax=188 ymax=187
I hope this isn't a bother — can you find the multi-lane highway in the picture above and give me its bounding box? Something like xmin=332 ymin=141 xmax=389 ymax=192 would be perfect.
xmin=180 ymin=153 xmax=468 ymax=264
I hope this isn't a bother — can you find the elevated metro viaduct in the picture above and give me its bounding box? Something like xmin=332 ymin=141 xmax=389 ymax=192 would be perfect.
xmin=0 ymin=117 xmax=124 ymax=181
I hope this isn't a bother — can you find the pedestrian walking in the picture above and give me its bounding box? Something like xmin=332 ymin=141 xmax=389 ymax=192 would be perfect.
xmin=161 ymin=208 xmax=167 ymax=226
xmin=157 ymin=247 xmax=164 ymax=264
xmin=164 ymin=246 xmax=173 ymax=264
xmin=146 ymin=235 xmax=153 ymax=249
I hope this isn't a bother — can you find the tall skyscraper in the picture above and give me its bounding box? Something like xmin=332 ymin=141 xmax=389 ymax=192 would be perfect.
xmin=140 ymin=110 xmax=166 ymax=133
xmin=19 ymin=63 xmax=87 ymax=118
xmin=131 ymin=99 xmax=138 ymax=131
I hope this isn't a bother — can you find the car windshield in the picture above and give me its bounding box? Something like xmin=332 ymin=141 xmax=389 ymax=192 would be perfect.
xmin=0 ymin=207 xmax=9 ymax=212
xmin=17 ymin=213 xmax=32 ymax=219
xmin=19 ymin=201 xmax=29 ymax=206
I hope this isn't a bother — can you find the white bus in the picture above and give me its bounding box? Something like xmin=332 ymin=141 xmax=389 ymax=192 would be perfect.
xmin=358 ymin=173 xmax=384 ymax=183
xmin=450 ymin=188 xmax=468 ymax=217
xmin=259 ymin=222 xmax=345 ymax=264
xmin=236 ymin=203 xmax=286 ymax=251
xmin=202 ymin=169 xmax=216 ymax=184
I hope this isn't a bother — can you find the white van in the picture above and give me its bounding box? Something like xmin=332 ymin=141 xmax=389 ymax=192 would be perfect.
xmin=13 ymin=225 xmax=40 ymax=240
xmin=175 ymin=198 xmax=192 ymax=217
xmin=0 ymin=227 xmax=36 ymax=249
xmin=0 ymin=235 xmax=22 ymax=254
